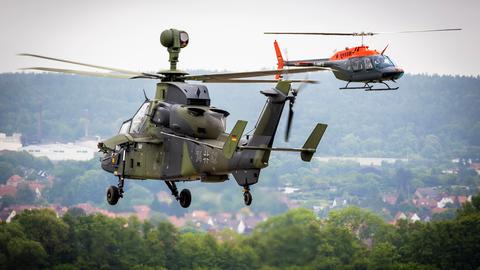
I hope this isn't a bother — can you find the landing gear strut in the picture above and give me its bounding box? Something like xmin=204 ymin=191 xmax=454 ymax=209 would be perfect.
xmin=339 ymin=81 xmax=398 ymax=91
xmin=166 ymin=181 xmax=191 ymax=208
xmin=243 ymin=186 xmax=252 ymax=206
xmin=107 ymin=149 xmax=126 ymax=206
xmin=107 ymin=177 xmax=124 ymax=205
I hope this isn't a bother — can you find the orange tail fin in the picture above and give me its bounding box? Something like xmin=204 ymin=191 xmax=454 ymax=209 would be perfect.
xmin=274 ymin=40 xmax=284 ymax=80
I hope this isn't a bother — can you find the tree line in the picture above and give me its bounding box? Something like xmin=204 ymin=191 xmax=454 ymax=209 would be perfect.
xmin=1 ymin=194 xmax=479 ymax=270
xmin=0 ymin=73 xmax=479 ymax=159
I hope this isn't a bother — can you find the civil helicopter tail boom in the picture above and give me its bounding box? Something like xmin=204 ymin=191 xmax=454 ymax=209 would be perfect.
xmin=273 ymin=40 xmax=329 ymax=70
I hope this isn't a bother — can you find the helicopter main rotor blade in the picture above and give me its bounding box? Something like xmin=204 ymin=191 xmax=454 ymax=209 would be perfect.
xmin=265 ymin=32 xmax=367 ymax=36
xmin=373 ymin=28 xmax=462 ymax=35
xmin=182 ymin=67 xmax=330 ymax=82
xmin=18 ymin=53 xmax=162 ymax=78
xmin=20 ymin=67 xmax=139 ymax=79
xmin=264 ymin=28 xmax=461 ymax=37
xmin=199 ymin=79 xmax=319 ymax=84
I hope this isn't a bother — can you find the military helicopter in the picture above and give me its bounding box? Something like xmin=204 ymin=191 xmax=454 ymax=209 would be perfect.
xmin=265 ymin=28 xmax=461 ymax=90
xmin=20 ymin=29 xmax=330 ymax=208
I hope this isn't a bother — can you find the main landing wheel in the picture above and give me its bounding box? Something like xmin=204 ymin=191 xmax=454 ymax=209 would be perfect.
xmin=244 ymin=191 xmax=252 ymax=206
xmin=107 ymin=185 xmax=120 ymax=205
xmin=179 ymin=189 xmax=192 ymax=208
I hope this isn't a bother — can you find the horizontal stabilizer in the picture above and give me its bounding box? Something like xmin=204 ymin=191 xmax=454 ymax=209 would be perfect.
xmin=223 ymin=120 xmax=248 ymax=159
xmin=301 ymin=123 xmax=327 ymax=162
xmin=237 ymin=123 xmax=327 ymax=162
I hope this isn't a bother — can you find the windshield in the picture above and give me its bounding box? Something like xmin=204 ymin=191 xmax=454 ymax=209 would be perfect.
xmin=130 ymin=103 xmax=150 ymax=134
xmin=372 ymin=55 xmax=395 ymax=69
xmin=118 ymin=120 xmax=131 ymax=134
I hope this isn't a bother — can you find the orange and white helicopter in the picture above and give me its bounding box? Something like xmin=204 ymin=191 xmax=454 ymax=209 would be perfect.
xmin=266 ymin=29 xmax=461 ymax=91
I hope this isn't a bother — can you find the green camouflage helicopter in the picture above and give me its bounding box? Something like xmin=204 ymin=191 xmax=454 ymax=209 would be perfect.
xmin=20 ymin=29 xmax=329 ymax=208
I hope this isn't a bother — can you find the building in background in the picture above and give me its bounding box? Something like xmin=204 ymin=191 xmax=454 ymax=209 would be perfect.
xmin=0 ymin=133 xmax=22 ymax=151
xmin=21 ymin=142 xmax=96 ymax=161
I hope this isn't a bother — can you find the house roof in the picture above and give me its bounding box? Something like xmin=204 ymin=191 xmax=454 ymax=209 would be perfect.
xmin=382 ymin=193 xmax=398 ymax=205
xmin=133 ymin=205 xmax=151 ymax=221
xmin=432 ymin=207 xmax=448 ymax=214
xmin=168 ymin=216 xmax=186 ymax=227
xmin=6 ymin=175 xmax=23 ymax=186
xmin=0 ymin=185 xmax=17 ymax=197
xmin=470 ymin=162 xmax=480 ymax=170
xmin=27 ymin=182 xmax=46 ymax=192
xmin=394 ymin=211 xmax=407 ymax=220
xmin=415 ymin=187 xmax=440 ymax=199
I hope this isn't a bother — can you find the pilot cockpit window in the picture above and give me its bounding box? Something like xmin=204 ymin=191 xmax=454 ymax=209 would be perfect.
xmin=130 ymin=103 xmax=150 ymax=134
xmin=372 ymin=55 xmax=395 ymax=69
xmin=118 ymin=120 xmax=131 ymax=134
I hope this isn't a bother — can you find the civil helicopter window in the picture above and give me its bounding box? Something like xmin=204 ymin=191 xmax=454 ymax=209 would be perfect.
xmin=364 ymin=58 xmax=373 ymax=70
xmin=351 ymin=58 xmax=363 ymax=71
xmin=118 ymin=120 xmax=132 ymax=134
xmin=372 ymin=55 xmax=395 ymax=69
xmin=130 ymin=102 xmax=150 ymax=134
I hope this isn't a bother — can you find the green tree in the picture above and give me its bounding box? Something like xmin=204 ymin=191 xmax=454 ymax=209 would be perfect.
xmin=7 ymin=238 xmax=47 ymax=270
xmin=247 ymin=209 xmax=322 ymax=268
xmin=16 ymin=183 xmax=36 ymax=204
xmin=14 ymin=209 xmax=71 ymax=266
xmin=0 ymin=161 xmax=14 ymax=184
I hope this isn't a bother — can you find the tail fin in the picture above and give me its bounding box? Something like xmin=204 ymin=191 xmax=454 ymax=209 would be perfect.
xmin=301 ymin=123 xmax=328 ymax=162
xmin=274 ymin=40 xmax=284 ymax=80
xmin=223 ymin=120 xmax=248 ymax=159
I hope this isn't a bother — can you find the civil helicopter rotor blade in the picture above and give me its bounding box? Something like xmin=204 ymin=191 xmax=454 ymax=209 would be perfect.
xmin=373 ymin=28 xmax=462 ymax=35
xmin=20 ymin=67 xmax=139 ymax=79
xmin=265 ymin=28 xmax=461 ymax=36
xmin=265 ymin=31 xmax=375 ymax=36
xmin=18 ymin=53 xmax=163 ymax=79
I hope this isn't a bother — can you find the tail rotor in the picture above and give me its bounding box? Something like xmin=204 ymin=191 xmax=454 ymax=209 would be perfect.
xmin=284 ymin=79 xmax=307 ymax=142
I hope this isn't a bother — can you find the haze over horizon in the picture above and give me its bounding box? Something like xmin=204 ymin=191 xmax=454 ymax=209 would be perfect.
xmin=0 ymin=0 xmax=478 ymax=76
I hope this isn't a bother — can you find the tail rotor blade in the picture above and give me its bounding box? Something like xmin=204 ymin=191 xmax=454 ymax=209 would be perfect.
xmin=285 ymin=100 xmax=294 ymax=142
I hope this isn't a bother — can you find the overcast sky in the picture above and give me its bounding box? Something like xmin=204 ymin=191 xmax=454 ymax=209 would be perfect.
xmin=0 ymin=0 xmax=477 ymax=75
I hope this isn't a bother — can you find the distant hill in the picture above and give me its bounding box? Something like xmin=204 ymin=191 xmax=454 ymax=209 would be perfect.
xmin=0 ymin=72 xmax=479 ymax=159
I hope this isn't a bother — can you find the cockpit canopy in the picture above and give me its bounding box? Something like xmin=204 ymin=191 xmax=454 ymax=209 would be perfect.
xmin=348 ymin=55 xmax=395 ymax=71
xmin=371 ymin=55 xmax=395 ymax=69
xmin=118 ymin=102 xmax=151 ymax=135
xmin=119 ymin=85 xmax=229 ymax=139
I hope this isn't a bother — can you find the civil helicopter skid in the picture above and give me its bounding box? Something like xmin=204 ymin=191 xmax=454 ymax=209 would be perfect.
xmin=266 ymin=28 xmax=461 ymax=91
xmin=20 ymin=29 xmax=329 ymax=208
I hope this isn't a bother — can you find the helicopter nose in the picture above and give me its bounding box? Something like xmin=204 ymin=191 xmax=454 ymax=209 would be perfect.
xmin=382 ymin=67 xmax=404 ymax=80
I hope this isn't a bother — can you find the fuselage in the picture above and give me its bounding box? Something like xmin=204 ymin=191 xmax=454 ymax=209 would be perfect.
xmin=98 ymin=81 xmax=291 ymax=187
xmin=283 ymin=45 xmax=404 ymax=83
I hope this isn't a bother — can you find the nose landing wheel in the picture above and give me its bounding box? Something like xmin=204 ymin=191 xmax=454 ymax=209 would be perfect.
xmin=107 ymin=176 xmax=125 ymax=205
